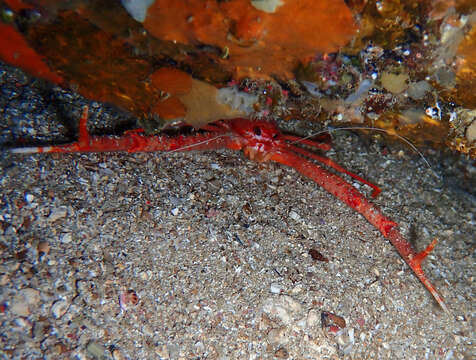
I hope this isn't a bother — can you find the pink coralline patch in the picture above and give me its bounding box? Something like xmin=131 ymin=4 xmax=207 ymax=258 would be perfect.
xmin=143 ymin=0 xmax=357 ymax=79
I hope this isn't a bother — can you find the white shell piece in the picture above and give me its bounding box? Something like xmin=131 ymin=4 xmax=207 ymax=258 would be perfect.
xmin=121 ymin=0 xmax=155 ymax=23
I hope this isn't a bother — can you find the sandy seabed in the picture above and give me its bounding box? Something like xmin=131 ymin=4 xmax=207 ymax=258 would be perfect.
xmin=0 ymin=62 xmax=474 ymax=359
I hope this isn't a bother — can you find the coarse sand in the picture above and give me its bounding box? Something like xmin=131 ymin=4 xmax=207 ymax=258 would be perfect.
xmin=0 ymin=62 xmax=474 ymax=359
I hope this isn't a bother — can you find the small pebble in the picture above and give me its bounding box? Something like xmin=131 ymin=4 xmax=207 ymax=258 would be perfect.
xmin=86 ymin=341 xmax=109 ymax=359
xmin=38 ymin=241 xmax=50 ymax=255
xmin=139 ymin=271 xmax=150 ymax=280
xmin=48 ymin=207 xmax=68 ymax=222
xmin=321 ymin=311 xmax=346 ymax=329
xmin=348 ymin=328 xmax=355 ymax=344
xmin=0 ymin=274 xmax=9 ymax=286
xmin=268 ymin=327 xmax=289 ymax=345
xmin=60 ymin=233 xmax=72 ymax=244
xmin=360 ymin=332 xmax=366 ymax=342
xmin=142 ymin=324 xmax=154 ymax=337
xmin=119 ymin=290 xmax=139 ymax=311
xmin=290 ymin=285 xmax=302 ymax=294
xmin=296 ymin=316 xmax=307 ymax=329
xmin=111 ymin=348 xmax=126 ymax=360
xmin=270 ymin=283 xmax=283 ymax=294
xmin=308 ymin=248 xmax=329 ymax=262
xmin=21 ymin=288 xmax=40 ymax=304
xmin=274 ymin=347 xmax=289 ymax=358
xmin=11 ymin=288 xmax=40 ymax=317
xmin=10 ymin=301 xmax=29 ymax=317
xmin=73 ymin=350 xmax=88 ymax=360
xmin=194 ymin=341 xmax=205 ymax=353
xmin=281 ymin=295 xmax=302 ymax=313
xmin=306 ymin=309 xmax=320 ymax=328
xmin=171 ymin=208 xmax=179 ymax=216
xmin=289 ymin=211 xmax=300 ymax=221
xmin=155 ymin=345 xmax=170 ymax=359
xmin=262 ymin=295 xmax=302 ymax=325
xmin=51 ymin=299 xmax=70 ymax=319
xmin=336 ymin=331 xmax=349 ymax=346
xmin=14 ymin=317 xmax=31 ymax=329
xmin=32 ymin=321 xmax=47 ymax=340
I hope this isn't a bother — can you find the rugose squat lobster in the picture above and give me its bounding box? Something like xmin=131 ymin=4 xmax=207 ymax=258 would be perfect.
xmin=10 ymin=106 xmax=449 ymax=314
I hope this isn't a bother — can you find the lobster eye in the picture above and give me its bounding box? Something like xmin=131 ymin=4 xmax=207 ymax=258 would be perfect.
xmin=253 ymin=127 xmax=261 ymax=136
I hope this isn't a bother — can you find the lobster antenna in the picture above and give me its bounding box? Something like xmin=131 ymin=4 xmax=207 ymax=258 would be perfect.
xmin=164 ymin=134 xmax=228 ymax=153
xmin=290 ymin=126 xmax=440 ymax=180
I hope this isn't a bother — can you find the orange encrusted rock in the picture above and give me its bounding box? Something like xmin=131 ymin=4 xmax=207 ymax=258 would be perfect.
xmin=143 ymin=0 xmax=357 ymax=79
xmin=456 ymin=19 xmax=476 ymax=107
xmin=0 ymin=23 xmax=63 ymax=85
xmin=151 ymin=96 xmax=187 ymax=120
xmin=150 ymin=68 xmax=193 ymax=96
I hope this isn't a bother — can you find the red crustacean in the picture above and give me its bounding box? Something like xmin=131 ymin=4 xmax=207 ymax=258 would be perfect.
xmin=10 ymin=106 xmax=449 ymax=313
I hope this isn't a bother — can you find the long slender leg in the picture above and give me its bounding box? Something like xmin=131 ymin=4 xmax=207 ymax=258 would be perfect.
xmin=10 ymin=106 xmax=232 ymax=154
xmin=10 ymin=106 xmax=92 ymax=153
xmin=288 ymin=144 xmax=381 ymax=197
xmin=387 ymin=230 xmax=449 ymax=314
xmin=77 ymin=105 xmax=90 ymax=147
xmin=270 ymin=149 xmax=448 ymax=313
